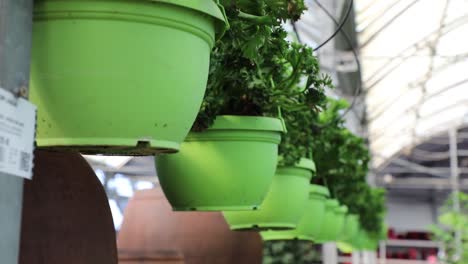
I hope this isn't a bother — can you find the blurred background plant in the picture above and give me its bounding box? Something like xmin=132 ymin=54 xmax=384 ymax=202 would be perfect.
xmin=430 ymin=192 xmax=468 ymax=264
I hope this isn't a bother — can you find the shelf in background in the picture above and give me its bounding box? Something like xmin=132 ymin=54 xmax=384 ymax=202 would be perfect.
xmin=384 ymin=239 xmax=440 ymax=248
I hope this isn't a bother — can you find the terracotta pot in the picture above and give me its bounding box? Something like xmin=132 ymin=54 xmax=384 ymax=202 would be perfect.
xmin=118 ymin=188 xmax=263 ymax=264
xmin=20 ymin=150 xmax=117 ymax=264
xmin=119 ymin=249 xmax=184 ymax=264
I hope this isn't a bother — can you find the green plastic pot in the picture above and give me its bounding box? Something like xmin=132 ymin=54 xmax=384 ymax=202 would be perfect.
xmin=223 ymin=158 xmax=315 ymax=230
xmin=30 ymin=0 xmax=227 ymax=155
xmin=350 ymin=224 xmax=385 ymax=251
xmin=349 ymin=228 xmax=365 ymax=250
xmin=259 ymin=185 xmax=330 ymax=241
xmin=338 ymin=218 xmax=361 ymax=253
xmin=155 ymin=116 xmax=285 ymax=211
xmin=340 ymin=214 xmax=359 ymax=241
xmin=333 ymin=205 xmax=348 ymax=239
xmin=361 ymin=232 xmax=379 ymax=251
xmin=315 ymin=200 xmax=347 ymax=242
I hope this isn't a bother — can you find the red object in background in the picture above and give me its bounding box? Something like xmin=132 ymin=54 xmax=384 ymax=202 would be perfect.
xmin=397 ymin=234 xmax=406 ymax=239
xmin=388 ymin=228 xmax=397 ymax=239
xmin=342 ymin=253 xmax=351 ymax=264
xmin=408 ymin=248 xmax=419 ymax=259
xmin=424 ymin=249 xmax=438 ymax=259
xmin=407 ymin=232 xmax=429 ymax=240
xmin=427 ymin=255 xmax=438 ymax=264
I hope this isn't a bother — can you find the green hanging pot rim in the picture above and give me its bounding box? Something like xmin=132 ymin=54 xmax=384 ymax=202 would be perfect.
xmin=260 ymin=231 xmax=314 ymax=242
xmin=150 ymin=0 xmax=229 ymax=36
xmin=325 ymin=199 xmax=340 ymax=208
xmin=277 ymin=157 xmax=316 ymax=173
xmin=292 ymin=158 xmax=316 ymax=172
xmin=191 ymin=115 xmax=286 ymax=134
xmin=309 ymin=184 xmax=330 ymax=197
xmin=335 ymin=205 xmax=348 ymax=214
xmin=35 ymin=0 xmax=229 ymax=37
xmin=347 ymin=214 xmax=359 ymax=221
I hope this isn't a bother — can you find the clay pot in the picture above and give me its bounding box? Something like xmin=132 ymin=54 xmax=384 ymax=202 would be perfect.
xmin=118 ymin=249 xmax=184 ymax=264
xmin=117 ymin=188 xmax=263 ymax=264
xmin=20 ymin=150 xmax=117 ymax=264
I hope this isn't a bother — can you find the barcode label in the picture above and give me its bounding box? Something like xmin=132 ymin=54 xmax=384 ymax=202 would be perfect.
xmin=0 ymin=87 xmax=37 ymax=179
xmin=19 ymin=151 xmax=31 ymax=172
xmin=0 ymin=146 xmax=4 ymax=164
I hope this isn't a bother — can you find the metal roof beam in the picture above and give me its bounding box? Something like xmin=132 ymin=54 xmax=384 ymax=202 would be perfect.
xmin=378 ymin=177 xmax=468 ymax=190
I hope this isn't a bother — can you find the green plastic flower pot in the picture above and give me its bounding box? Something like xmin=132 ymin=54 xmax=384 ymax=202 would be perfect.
xmin=30 ymin=0 xmax=228 ymax=155
xmin=223 ymin=158 xmax=315 ymax=231
xmin=314 ymin=200 xmax=347 ymax=242
xmin=333 ymin=205 xmax=348 ymax=239
xmin=259 ymin=184 xmax=330 ymax=241
xmin=340 ymin=214 xmax=359 ymax=241
xmin=350 ymin=228 xmax=365 ymax=250
xmin=361 ymin=232 xmax=379 ymax=251
xmin=155 ymin=116 xmax=285 ymax=211
xmin=338 ymin=219 xmax=361 ymax=253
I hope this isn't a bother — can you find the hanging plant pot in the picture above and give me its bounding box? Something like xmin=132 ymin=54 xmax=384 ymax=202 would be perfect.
xmin=361 ymin=232 xmax=379 ymax=251
xmin=314 ymin=200 xmax=347 ymax=242
xmin=331 ymin=205 xmax=348 ymax=240
xmin=349 ymin=228 xmax=365 ymax=250
xmin=30 ymin=0 xmax=228 ymax=155
xmin=155 ymin=116 xmax=285 ymax=211
xmin=340 ymin=214 xmax=359 ymax=241
xmin=223 ymin=158 xmax=315 ymax=231
xmin=259 ymin=184 xmax=330 ymax=241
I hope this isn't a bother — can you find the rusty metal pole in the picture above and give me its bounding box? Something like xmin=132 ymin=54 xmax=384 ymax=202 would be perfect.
xmin=0 ymin=0 xmax=33 ymax=263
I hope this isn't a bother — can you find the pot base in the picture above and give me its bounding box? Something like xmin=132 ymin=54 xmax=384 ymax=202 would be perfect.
xmin=261 ymin=231 xmax=314 ymax=242
xmin=173 ymin=205 xmax=260 ymax=212
xmin=228 ymin=223 xmax=296 ymax=232
xmin=36 ymin=137 xmax=180 ymax=155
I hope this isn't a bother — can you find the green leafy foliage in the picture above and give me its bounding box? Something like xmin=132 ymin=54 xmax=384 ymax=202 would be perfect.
xmin=277 ymin=83 xmax=328 ymax=166
xmin=430 ymin=192 xmax=468 ymax=264
xmin=192 ymin=0 xmax=332 ymax=135
xmin=311 ymin=99 xmax=386 ymax=238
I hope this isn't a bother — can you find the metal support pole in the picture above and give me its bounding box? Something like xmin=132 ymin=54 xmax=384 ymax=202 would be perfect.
xmin=449 ymin=127 xmax=462 ymax=260
xmin=379 ymin=241 xmax=386 ymax=264
xmin=351 ymin=251 xmax=360 ymax=264
xmin=0 ymin=0 xmax=33 ymax=263
xmin=322 ymin=242 xmax=338 ymax=264
xmin=368 ymin=251 xmax=377 ymax=264
xmin=362 ymin=251 xmax=372 ymax=264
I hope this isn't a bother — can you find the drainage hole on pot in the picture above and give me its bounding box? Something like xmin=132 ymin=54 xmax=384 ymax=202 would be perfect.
xmin=136 ymin=141 xmax=151 ymax=149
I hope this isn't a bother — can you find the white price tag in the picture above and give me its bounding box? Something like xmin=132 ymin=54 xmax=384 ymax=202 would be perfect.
xmin=0 ymin=87 xmax=37 ymax=179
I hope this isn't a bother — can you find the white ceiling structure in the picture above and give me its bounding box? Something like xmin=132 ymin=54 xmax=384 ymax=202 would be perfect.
xmin=295 ymin=0 xmax=468 ymax=191
xmin=355 ymin=0 xmax=468 ymax=168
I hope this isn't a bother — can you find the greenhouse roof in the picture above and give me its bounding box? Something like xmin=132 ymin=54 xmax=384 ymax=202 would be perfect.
xmin=355 ymin=0 xmax=468 ymax=168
